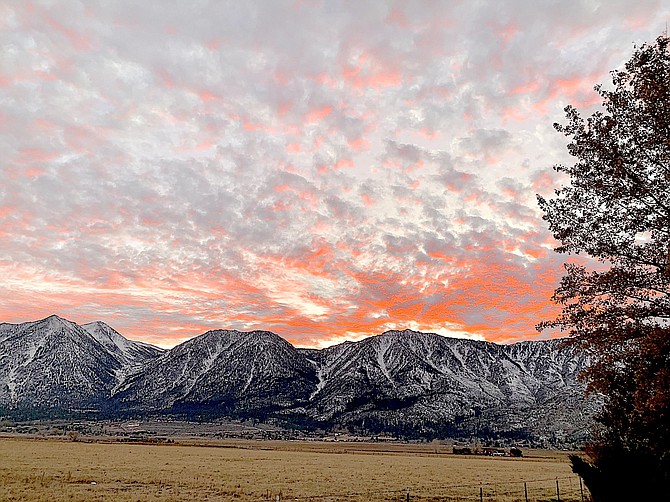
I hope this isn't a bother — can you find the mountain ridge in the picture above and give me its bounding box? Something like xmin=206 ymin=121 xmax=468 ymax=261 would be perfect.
xmin=0 ymin=315 xmax=596 ymax=443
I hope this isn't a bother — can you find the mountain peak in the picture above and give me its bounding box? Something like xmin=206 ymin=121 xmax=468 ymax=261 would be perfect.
xmin=379 ymin=328 xmax=409 ymax=337
xmin=377 ymin=328 xmax=439 ymax=340
xmin=81 ymin=320 xmax=164 ymax=365
xmin=41 ymin=314 xmax=69 ymax=325
xmin=197 ymin=328 xmax=284 ymax=343
xmin=83 ymin=320 xmax=109 ymax=329
xmin=34 ymin=314 xmax=81 ymax=333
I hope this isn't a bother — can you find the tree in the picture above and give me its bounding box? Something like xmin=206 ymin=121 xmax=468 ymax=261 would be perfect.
xmin=538 ymin=35 xmax=670 ymax=501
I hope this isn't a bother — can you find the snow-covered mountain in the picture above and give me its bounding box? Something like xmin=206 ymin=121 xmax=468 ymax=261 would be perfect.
xmin=81 ymin=321 xmax=163 ymax=378
xmin=301 ymin=330 xmax=592 ymax=440
xmin=113 ymin=329 xmax=317 ymax=413
xmin=0 ymin=316 xmax=595 ymax=441
xmin=0 ymin=315 xmax=162 ymax=411
xmin=0 ymin=315 xmax=120 ymax=410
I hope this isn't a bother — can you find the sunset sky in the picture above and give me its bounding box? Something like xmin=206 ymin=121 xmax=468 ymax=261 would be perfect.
xmin=1 ymin=1 xmax=669 ymax=348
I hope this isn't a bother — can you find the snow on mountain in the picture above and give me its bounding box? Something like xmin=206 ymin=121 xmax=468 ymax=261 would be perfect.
xmin=302 ymin=330 xmax=594 ymax=440
xmin=0 ymin=315 xmax=163 ymax=411
xmin=0 ymin=315 xmax=120 ymax=409
xmin=0 ymin=317 xmax=595 ymax=441
xmin=81 ymin=321 xmax=163 ymax=379
xmin=0 ymin=320 xmax=33 ymax=343
xmin=112 ymin=329 xmax=317 ymax=413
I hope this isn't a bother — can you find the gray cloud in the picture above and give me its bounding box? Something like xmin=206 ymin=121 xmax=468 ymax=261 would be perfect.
xmin=1 ymin=0 xmax=669 ymax=345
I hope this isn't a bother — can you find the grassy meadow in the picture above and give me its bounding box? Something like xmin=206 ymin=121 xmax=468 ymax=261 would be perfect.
xmin=0 ymin=437 xmax=587 ymax=501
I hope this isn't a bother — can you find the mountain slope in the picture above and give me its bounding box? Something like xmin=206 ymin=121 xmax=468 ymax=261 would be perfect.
xmin=0 ymin=317 xmax=595 ymax=441
xmin=81 ymin=321 xmax=164 ymax=378
xmin=0 ymin=315 xmax=120 ymax=410
xmin=302 ymin=330 xmax=593 ymax=440
xmin=113 ymin=329 xmax=317 ymax=414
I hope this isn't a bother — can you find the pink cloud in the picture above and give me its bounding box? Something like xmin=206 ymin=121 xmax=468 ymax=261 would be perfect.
xmin=3 ymin=0 xmax=667 ymax=349
xmin=198 ymin=90 xmax=220 ymax=102
xmin=347 ymin=137 xmax=368 ymax=151
xmin=306 ymin=105 xmax=333 ymax=122
xmin=44 ymin=15 xmax=92 ymax=52
xmin=361 ymin=193 xmax=376 ymax=206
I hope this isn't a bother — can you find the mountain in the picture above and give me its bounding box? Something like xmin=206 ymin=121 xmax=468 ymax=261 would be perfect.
xmin=0 ymin=316 xmax=596 ymax=442
xmin=81 ymin=321 xmax=163 ymax=379
xmin=0 ymin=315 xmax=162 ymax=412
xmin=0 ymin=315 xmax=119 ymax=410
xmin=113 ymin=329 xmax=317 ymax=415
xmin=300 ymin=330 xmax=593 ymax=440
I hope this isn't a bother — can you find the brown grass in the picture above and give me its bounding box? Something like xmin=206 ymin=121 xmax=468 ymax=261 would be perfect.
xmin=0 ymin=437 xmax=586 ymax=501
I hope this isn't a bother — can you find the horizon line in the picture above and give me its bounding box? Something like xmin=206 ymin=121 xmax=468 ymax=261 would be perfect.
xmin=2 ymin=313 xmax=562 ymax=351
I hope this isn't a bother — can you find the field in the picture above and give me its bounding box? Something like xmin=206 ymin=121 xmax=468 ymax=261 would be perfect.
xmin=0 ymin=437 xmax=587 ymax=501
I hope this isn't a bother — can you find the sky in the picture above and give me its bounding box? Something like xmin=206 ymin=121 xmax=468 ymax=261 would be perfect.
xmin=1 ymin=1 xmax=669 ymax=349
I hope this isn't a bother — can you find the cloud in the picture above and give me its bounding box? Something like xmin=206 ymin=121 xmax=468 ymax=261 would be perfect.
xmin=1 ymin=0 xmax=669 ymax=347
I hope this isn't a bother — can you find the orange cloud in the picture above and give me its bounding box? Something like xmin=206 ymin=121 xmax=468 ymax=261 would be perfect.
xmin=348 ymin=137 xmax=368 ymax=151
xmin=361 ymin=193 xmax=376 ymax=207
xmin=199 ymin=90 xmax=220 ymax=102
xmin=306 ymin=105 xmax=333 ymax=122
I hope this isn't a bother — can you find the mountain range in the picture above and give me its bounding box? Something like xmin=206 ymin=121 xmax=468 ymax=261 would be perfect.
xmin=0 ymin=315 xmax=597 ymax=443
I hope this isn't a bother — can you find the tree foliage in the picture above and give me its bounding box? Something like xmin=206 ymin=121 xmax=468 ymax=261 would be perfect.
xmin=538 ymin=35 xmax=670 ymax=500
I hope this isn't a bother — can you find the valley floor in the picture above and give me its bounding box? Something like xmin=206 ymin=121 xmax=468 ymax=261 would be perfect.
xmin=0 ymin=436 xmax=587 ymax=501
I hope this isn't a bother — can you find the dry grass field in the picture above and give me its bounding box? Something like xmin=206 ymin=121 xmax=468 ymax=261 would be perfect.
xmin=0 ymin=437 xmax=587 ymax=501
